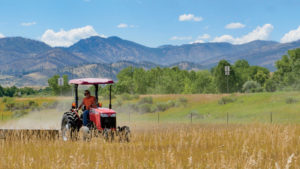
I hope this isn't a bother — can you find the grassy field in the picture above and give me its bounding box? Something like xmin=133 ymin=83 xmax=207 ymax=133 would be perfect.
xmin=1 ymin=92 xmax=300 ymax=126
xmin=0 ymin=124 xmax=299 ymax=168
xmin=117 ymin=92 xmax=300 ymax=124
xmin=0 ymin=92 xmax=300 ymax=168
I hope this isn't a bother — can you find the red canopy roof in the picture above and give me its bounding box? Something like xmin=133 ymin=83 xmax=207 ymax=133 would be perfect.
xmin=69 ymin=78 xmax=114 ymax=85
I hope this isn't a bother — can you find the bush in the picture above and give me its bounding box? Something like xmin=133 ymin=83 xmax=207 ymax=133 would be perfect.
xmin=156 ymin=102 xmax=169 ymax=112
xmin=166 ymin=100 xmax=176 ymax=108
xmin=131 ymin=94 xmax=140 ymax=100
xmin=286 ymin=97 xmax=298 ymax=104
xmin=5 ymin=101 xmax=15 ymax=111
xmin=120 ymin=93 xmax=132 ymax=100
xmin=218 ymin=96 xmax=236 ymax=105
xmin=139 ymin=97 xmax=153 ymax=104
xmin=13 ymin=110 xmax=28 ymax=118
xmin=177 ymin=97 xmax=188 ymax=107
xmin=120 ymin=94 xmax=140 ymax=101
xmin=139 ymin=103 xmax=154 ymax=113
xmin=264 ymin=79 xmax=276 ymax=92
xmin=242 ymin=81 xmax=262 ymax=93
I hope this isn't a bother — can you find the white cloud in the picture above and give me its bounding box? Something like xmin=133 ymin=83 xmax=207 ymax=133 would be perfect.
xmin=190 ymin=39 xmax=205 ymax=44
xmin=280 ymin=26 xmax=300 ymax=43
xmin=170 ymin=36 xmax=192 ymax=41
xmin=197 ymin=34 xmax=210 ymax=39
xmin=21 ymin=22 xmax=36 ymax=26
xmin=212 ymin=24 xmax=274 ymax=44
xmin=225 ymin=22 xmax=245 ymax=29
xmin=179 ymin=14 xmax=203 ymax=22
xmin=117 ymin=23 xmax=135 ymax=28
xmin=190 ymin=34 xmax=210 ymax=44
xmin=41 ymin=25 xmax=103 ymax=47
xmin=0 ymin=33 xmax=4 ymax=38
xmin=117 ymin=23 xmax=128 ymax=28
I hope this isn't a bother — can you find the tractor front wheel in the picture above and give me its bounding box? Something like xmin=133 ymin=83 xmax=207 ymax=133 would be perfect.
xmin=61 ymin=112 xmax=81 ymax=141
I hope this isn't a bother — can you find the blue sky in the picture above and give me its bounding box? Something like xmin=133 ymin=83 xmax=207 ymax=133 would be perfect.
xmin=1 ymin=0 xmax=300 ymax=47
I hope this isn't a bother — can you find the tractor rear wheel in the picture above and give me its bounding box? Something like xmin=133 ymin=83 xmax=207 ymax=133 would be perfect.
xmin=61 ymin=112 xmax=82 ymax=141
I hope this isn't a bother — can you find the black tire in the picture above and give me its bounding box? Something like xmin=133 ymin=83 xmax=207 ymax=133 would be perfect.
xmin=61 ymin=112 xmax=82 ymax=141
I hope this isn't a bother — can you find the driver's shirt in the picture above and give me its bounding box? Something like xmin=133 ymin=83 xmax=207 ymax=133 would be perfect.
xmin=83 ymin=96 xmax=96 ymax=110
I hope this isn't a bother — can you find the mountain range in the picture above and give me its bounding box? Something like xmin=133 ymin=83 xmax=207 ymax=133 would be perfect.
xmin=0 ymin=36 xmax=300 ymax=86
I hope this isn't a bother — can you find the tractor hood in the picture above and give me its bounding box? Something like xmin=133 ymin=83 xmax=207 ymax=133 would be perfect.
xmin=90 ymin=108 xmax=116 ymax=115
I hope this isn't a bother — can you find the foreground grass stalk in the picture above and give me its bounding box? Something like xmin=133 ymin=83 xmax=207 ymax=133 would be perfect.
xmin=0 ymin=124 xmax=299 ymax=168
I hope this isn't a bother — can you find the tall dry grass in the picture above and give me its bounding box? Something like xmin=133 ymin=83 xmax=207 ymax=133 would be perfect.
xmin=0 ymin=124 xmax=299 ymax=169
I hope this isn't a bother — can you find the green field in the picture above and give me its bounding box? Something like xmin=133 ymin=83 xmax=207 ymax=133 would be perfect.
xmin=1 ymin=92 xmax=300 ymax=127
xmin=117 ymin=92 xmax=300 ymax=124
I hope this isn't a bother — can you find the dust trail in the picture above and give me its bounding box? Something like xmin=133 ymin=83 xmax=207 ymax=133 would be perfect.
xmin=0 ymin=100 xmax=72 ymax=130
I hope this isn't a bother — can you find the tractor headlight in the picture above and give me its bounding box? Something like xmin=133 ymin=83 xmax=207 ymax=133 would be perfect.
xmin=100 ymin=114 xmax=109 ymax=117
xmin=110 ymin=114 xmax=116 ymax=117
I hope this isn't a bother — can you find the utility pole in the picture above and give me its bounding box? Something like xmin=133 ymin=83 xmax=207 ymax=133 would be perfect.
xmin=225 ymin=66 xmax=230 ymax=93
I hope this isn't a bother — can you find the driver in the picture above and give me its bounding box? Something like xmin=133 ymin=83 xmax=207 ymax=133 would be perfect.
xmin=78 ymin=90 xmax=97 ymax=126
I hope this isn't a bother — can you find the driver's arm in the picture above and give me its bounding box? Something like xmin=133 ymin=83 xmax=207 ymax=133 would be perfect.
xmin=78 ymin=100 xmax=84 ymax=110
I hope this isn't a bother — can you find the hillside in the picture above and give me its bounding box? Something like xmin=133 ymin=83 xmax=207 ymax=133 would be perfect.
xmin=1 ymin=36 xmax=300 ymax=86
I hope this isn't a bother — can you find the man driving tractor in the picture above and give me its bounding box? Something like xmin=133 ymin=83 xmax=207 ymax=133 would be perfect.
xmin=78 ymin=90 xmax=97 ymax=126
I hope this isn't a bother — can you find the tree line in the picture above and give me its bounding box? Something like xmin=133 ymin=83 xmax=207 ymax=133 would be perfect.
xmin=1 ymin=48 xmax=300 ymax=96
xmin=109 ymin=48 xmax=300 ymax=94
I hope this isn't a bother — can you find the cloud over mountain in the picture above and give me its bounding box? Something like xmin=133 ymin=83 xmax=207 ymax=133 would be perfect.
xmin=41 ymin=25 xmax=102 ymax=47
xmin=212 ymin=24 xmax=273 ymax=44
xmin=281 ymin=26 xmax=300 ymax=43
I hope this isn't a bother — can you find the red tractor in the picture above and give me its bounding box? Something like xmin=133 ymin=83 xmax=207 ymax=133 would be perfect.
xmin=61 ymin=78 xmax=130 ymax=141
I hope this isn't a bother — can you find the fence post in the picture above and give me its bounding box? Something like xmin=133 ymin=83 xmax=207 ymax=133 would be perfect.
xmin=158 ymin=112 xmax=160 ymax=124
xmin=270 ymin=112 xmax=272 ymax=123
xmin=227 ymin=112 xmax=229 ymax=125
xmin=190 ymin=112 xmax=192 ymax=124
xmin=1 ymin=112 xmax=3 ymax=121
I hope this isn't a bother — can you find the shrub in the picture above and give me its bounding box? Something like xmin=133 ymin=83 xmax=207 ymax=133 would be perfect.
xmin=242 ymin=81 xmax=262 ymax=93
xmin=264 ymin=79 xmax=276 ymax=92
xmin=286 ymin=97 xmax=298 ymax=104
xmin=218 ymin=96 xmax=236 ymax=105
xmin=2 ymin=97 xmax=13 ymax=103
xmin=5 ymin=101 xmax=15 ymax=111
xmin=13 ymin=109 xmax=28 ymax=118
xmin=177 ymin=97 xmax=188 ymax=107
xmin=139 ymin=97 xmax=153 ymax=104
xmin=120 ymin=94 xmax=140 ymax=101
xmin=131 ymin=94 xmax=140 ymax=100
xmin=139 ymin=103 xmax=153 ymax=113
xmin=120 ymin=93 xmax=132 ymax=100
xmin=166 ymin=100 xmax=176 ymax=108
xmin=156 ymin=102 xmax=169 ymax=112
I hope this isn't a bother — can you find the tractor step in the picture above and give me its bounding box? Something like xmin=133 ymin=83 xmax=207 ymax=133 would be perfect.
xmin=0 ymin=129 xmax=59 ymax=140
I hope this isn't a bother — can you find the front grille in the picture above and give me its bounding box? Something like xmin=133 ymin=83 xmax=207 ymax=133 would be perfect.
xmin=100 ymin=117 xmax=116 ymax=129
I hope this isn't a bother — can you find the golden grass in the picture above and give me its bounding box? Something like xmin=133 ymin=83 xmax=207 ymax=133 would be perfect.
xmin=0 ymin=124 xmax=299 ymax=169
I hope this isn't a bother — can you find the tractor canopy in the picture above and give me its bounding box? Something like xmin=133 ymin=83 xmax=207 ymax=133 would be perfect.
xmin=69 ymin=78 xmax=114 ymax=85
xmin=69 ymin=78 xmax=114 ymax=109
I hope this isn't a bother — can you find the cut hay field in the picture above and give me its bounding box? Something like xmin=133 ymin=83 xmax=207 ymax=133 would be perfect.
xmin=0 ymin=124 xmax=299 ymax=168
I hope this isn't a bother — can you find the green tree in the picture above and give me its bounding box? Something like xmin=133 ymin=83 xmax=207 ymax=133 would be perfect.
xmin=48 ymin=74 xmax=71 ymax=95
xmin=214 ymin=60 xmax=238 ymax=93
xmin=0 ymin=85 xmax=4 ymax=97
xmin=254 ymin=70 xmax=269 ymax=85
xmin=273 ymin=48 xmax=300 ymax=89
xmin=264 ymin=78 xmax=276 ymax=92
